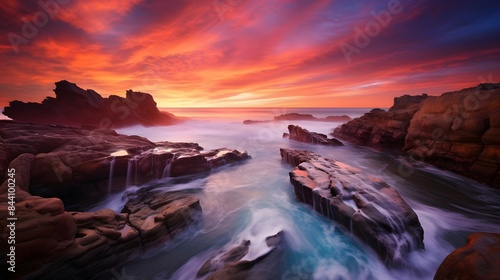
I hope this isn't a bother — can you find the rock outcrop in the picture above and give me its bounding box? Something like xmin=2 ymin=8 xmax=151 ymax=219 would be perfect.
xmin=2 ymin=80 xmax=181 ymax=128
xmin=0 ymin=120 xmax=251 ymax=279
xmin=197 ymin=231 xmax=285 ymax=280
xmin=333 ymin=94 xmax=428 ymax=150
xmin=280 ymin=148 xmax=424 ymax=266
xmin=0 ymin=121 xmax=249 ymax=209
xmin=333 ymin=83 xmax=500 ymax=188
xmin=0 ymin=188 xmax=201 ymax=279
xmin=243 ymin=113 xmax=351 ymax=124
xmin=434 ymin=232 xmax=500 ymax=280
xmin=285 ymin=125 xmax=343 ymax=146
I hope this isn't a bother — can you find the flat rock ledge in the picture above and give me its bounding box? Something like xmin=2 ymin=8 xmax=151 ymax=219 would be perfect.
xmin=280 ymin=148 xmax=424 ymax=267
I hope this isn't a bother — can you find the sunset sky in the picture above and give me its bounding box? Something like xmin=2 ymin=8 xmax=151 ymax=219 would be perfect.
xmin=1 ymin=0 xmax=499 ymax=108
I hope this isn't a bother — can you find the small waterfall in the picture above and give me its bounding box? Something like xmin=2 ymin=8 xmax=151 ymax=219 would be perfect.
xmin=108 ymin=156 xmax=116 ymax=194
xmin=126 ymin=156 xmax=137 ymax=187
xmin=163 ymin=155 xmax=174 ymax=178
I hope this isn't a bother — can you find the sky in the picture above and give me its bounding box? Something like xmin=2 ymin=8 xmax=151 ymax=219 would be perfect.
xmin=0 ymin=0 xmax=499 ymax=108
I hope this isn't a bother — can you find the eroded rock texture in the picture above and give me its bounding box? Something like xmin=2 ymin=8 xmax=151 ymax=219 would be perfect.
xmin=333 ymin=83 xmax=500 ymax=187
xmin=280 ymin=148 xmax=424 ymax=267
xmin=434 ymin=232 xmax=500 ymax=280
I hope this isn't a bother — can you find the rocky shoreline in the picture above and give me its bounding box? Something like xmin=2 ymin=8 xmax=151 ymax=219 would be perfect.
xmin=1 ymin=82 xmax=499 ymax=278
xmin=333 ymin=83 xmax=500 ymax=188
xmin=0 ymin=121 xmax=250 ymax=279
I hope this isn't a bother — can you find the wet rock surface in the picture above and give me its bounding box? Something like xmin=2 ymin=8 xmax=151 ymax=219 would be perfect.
xmin=280 ymin=148 xmax=424 ymax=266
xmin=2 ymin=80 xmax=181 ymax=128
xmin=197 ymin=231 xmax=285 ymax=280
xmin=0 ymin=120 xmax=250 ymax=209
xmin=0 ymin=121 xmax=250 ymax=279
xmin=0 ymin=189 xmax=201 ymax=279
xmin=435 ymin=232 xmax=500 ymax=280
xmin=285 ymin=125 xmax=343 ymax=146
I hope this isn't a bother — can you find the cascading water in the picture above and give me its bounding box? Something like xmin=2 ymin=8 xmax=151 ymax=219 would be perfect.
xmin=126 ymin=156 xmax=137 ymax=187
xmin=108 ymin=156 xmax=116 ymax=194
xmin=163 ymin=155 xmax=174 ymax=178
xmin=88 ymin=108 xmax=500 ymax=280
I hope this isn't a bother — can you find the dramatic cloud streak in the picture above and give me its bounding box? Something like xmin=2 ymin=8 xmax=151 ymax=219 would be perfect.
xmin=1 ymin=0 xmax=499 ymax=108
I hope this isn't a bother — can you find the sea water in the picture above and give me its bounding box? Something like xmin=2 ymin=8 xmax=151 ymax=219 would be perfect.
xmin=93 ymin=108 xmax=500 ymax=280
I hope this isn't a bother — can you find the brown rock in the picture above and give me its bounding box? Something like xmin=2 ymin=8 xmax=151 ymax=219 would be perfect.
xmin=198 ymin=231 xmax=285 ymax=280
xmin=280 ymin=148 xmax=424 ymax=267
xmin=0 ymin=121 xmax=250 ymax=209
xmin=435 ymin=232 xmax=500 ymax=280
xmin=332 ymin=83 xmax=500 ymax=188
xmin=287 ymin=125 xmax=343 ymax=146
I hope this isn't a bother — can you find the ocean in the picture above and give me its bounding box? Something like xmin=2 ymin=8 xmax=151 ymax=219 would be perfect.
xmin=15 ymin=108 xmax=500 ymax=279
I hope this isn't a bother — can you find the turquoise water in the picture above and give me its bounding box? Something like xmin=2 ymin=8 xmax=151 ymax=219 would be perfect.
xmin=92 ymin=108 xmax=500 ymax=280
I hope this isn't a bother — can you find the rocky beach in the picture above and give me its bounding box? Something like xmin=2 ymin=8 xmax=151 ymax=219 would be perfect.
xmin=0 ymin=82 xmax=499 ymax=279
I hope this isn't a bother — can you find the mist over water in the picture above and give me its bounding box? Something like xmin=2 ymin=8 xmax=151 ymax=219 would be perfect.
xmin=93 ymin=108 xmax=500 ymax=280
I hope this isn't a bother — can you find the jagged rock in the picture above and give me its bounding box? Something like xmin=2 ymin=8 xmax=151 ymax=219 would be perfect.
xmin=2 ymin=80 xmax=181 ymax=128
xmin=0 ymin=121 xmax=250 ymax=209
xmin=280 ymin=148 xmax=424 ymax=267
xmin=197 ymin=240 xmax=251 ymax=278
xmin=287 ymin=125 xmax=343 ymax=146
xmin=332 ymin=83 xmax=500 ymax=188
xmin=197 ymin=231 xmax=285 ymax=280
xmin=243 ymin=113 xmax=351 ymax=124
xmin=333 ymin=94 xmax=428 ymax=150
xmin=435 ymin=232 xmax=500 ymax=280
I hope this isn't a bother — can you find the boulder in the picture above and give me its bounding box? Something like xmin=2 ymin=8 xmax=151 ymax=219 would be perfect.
xmin=435 ymin=232 xmax=500 ymax=280
xmin=280 ymin=148 xmax=424 ymax=266
xmin=287 ymin=125 xmax=343 ymax=146
xmin=2 ymin=80 xmax=181 ymax=128
xmin=197 ymin=231 xmax=285 ymax=280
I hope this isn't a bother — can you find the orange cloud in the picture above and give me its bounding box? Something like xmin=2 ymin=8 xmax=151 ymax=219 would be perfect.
xmin=0 ymin=0 xmax=499 ymax=109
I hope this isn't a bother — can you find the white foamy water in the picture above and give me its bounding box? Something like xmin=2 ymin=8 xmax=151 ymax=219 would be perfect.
xmin=91 ymin=108 xmax=500 ymax=280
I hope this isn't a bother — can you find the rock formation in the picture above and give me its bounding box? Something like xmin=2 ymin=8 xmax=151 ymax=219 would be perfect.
xmin=333 ymin=95 xmax=428 ymax=150
xmin=333 ymin=83 xmax=500 ymax=188
xmin=0 ymin=120 xmax=249 ymax=209
xmin=197 ymin=231 xmax=285 ymax=280
xmin=285 ymin=125 xmax=343 ymax=146
xmin=0 ymin=120 xmax=251 ymax=279
xmin=2 ymin=80 xmax=181 ymax=128
xmin=280 ymin=148 xmax=424 ymax=266
xmin=0 ymin=187 xmax=201 ymax=279
xmin=435 ymin=232 xmax=500 ymax=280
xmin=243 ymin=113 xmax=351 ymax=124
